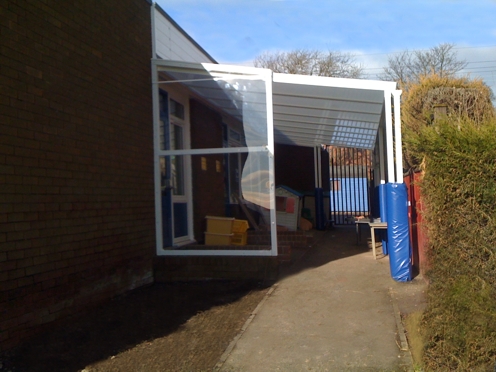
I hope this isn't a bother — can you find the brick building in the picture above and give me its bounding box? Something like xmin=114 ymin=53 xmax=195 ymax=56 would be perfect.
xmin=1 ymin=0 xmax=154 ymax=351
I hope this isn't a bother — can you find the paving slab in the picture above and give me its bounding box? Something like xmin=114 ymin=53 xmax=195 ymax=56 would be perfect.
xmin=217 ymin=226 xmax=426 ymax=372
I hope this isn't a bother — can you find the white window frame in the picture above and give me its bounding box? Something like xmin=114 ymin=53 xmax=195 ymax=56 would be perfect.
xmin=152 ymin=60 xmax=278 ymax=256
xmin=167 ymin=92 xmax=194 ymax=246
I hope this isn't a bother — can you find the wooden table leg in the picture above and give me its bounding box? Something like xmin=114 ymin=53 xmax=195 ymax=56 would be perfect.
xmin=371 ymin=226 xmax=377 ymax=259
xmin=356 ymin=223 xmax=359 ymax=244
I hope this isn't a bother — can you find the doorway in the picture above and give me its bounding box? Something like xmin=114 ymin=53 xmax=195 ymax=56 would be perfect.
xmin=159 ymin=90 xmax=192 ymax=247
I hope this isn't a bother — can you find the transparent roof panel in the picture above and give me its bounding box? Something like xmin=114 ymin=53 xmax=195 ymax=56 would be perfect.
xmin=271 ymin=76 xmax=390 ymax=149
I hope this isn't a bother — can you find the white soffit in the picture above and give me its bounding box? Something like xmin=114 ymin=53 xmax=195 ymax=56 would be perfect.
xmin=272 ymin=73 xmax=397 ymax=150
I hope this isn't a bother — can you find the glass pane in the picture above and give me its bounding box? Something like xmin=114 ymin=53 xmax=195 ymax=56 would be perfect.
xmin=156 ymin=64 xmax=274 ymax=253
xmin=159 ymin=92 xmax=169 ymax=151
xmin=159 ymin=153 xmax=273 ymax=251
xmin=158 ymin=68 xmax=268 ymax=149
xmin=160 ymin=157 xmax=173 ymax=248
xmin=171 ymin=155 xmax=184 ymax=196
xmin=170 ymin=99 xmax=185 ymax=119
xmin=171 ymin=124 xmax=184 ymax=195
xmin=173 ymin=203 xmax=188 ymax=238
xmin=227 ymin=152 xmax=244 ymax=203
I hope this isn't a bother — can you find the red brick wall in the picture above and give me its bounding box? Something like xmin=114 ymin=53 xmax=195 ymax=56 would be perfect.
xmin=189 ymin=99 xmax=225 ymax=241
xmin=275 ymin=144 xmax=314 ymax=192
xmin=275 ymin=144 xmax=332 ymax=193
xmin=0 ymin=0 xmax=154 ymax=350
xmin=154 ymin=256 xmax=280 ymax=282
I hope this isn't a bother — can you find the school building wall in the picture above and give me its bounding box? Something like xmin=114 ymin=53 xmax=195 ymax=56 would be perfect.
xmin=274 ymin=144 xmax=330 ymax=193
xmin=189 ymin=99 xmax=226 ymax=241
xmin=0 ymin=0 xmax=154 ymax=351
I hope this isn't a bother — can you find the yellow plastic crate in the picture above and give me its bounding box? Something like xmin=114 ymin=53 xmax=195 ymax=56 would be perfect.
xmin=205 ymin=216 xmax=234 ymax=234
xmin=231 ymin=232 xmax=247 ymax=246
xmin=204 ymin=232 xmax=233 ymax=246
xmin=232 ymin=219 xmax=249 ymax=233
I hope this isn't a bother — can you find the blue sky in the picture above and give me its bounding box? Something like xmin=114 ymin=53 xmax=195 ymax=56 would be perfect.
xmin=157 ymin=0 xmax=496 ymax=91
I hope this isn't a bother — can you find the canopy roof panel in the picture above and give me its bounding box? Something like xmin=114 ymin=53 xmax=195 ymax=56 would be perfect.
xmin=154 ymin=60 xmax=397 ymax=151
xmin=272 ymin=73 xmax=396 ymax=149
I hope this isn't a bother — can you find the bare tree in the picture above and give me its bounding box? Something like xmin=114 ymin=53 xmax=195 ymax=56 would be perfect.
xmin=380 ymin=43 xmax=468 ymax=86
xmin=254 ymin=49 xmax=363 ymax=78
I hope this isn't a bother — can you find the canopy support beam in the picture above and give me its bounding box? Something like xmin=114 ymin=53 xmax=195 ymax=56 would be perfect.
xmin=384 ymin=91 xmax=395 ymax=183
xmin=393 ymin=90 xmax=403 ymax=184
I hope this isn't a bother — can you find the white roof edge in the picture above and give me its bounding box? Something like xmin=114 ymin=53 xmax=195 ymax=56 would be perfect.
xmin=153 ymin=59 xmax=273 ymax=78
xmin=152 ymin=59 xmax=397 ymax=91
xmin=273 ymin=72 xmax=397 ymax=91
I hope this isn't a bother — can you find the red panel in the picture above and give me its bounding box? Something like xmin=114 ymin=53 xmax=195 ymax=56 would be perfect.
xmin=404 ymin=171 xmax=429 ymax=276
xmin=285 ymin=197 xmax=295 ymax=213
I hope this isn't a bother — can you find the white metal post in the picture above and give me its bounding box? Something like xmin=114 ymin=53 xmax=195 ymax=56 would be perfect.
xmin=393 ymin=90 xmax=403 ymax=184
xmin=151 ymin=62 xmax=163 ymax=254
xmin=384 ymin=91 xmax=395 ymax=183
xmin=378 ymin=121 xmax=386 ymax=184
xmin=265 ymin=70 xmax=279 ymax=257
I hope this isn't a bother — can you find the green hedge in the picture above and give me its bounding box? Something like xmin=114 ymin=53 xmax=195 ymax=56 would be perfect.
xmin=407 ymin=118 xmax=496 ymax=371
xmin=401 ymin=74 xmax=495 ymax=171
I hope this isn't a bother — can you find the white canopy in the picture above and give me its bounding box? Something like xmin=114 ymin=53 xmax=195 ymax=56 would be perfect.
xmin=152 ymin=59 xmax=403 ymax=256
xmin=152 ymin=59 xmax=402 ymax=184
xmin=272 ymin=73 xmax=397 ymax=151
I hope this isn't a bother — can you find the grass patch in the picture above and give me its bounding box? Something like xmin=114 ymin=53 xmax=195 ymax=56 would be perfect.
xmin=404 ymin=311 xmax=424 ymax=368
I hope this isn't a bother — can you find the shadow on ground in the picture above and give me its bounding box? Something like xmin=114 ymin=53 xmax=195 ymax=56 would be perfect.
xmin=279 ymin=225 xmax=375 ymax=279
xmin=5 ymin=280 xmax=270 ymax=372
xmin=4 ymin=226 xmax=415 ymax=371
xmin=281 ymin=225 xmax=421 ymax=281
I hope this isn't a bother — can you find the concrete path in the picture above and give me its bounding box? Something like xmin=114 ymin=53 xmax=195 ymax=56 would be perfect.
xmin=216 ymin=226 xmax=426 ymax=372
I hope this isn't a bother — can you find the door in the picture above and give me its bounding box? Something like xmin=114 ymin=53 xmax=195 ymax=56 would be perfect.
xmin=159 ymin=91 xmax=191 ymax=247
xmin=170 ymin=119 xmax=189 ymax=244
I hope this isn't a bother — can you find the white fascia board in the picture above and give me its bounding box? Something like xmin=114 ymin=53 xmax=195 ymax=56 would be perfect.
xmin=153 ymin=59 xmax=398 ymax=92
xmin=273 ymin=73 xmax=397 ymax=91
xmin=202 ymin=63 xmax=273 ymax=78
xmin=153 ymin=59 xmax=272 ymax=79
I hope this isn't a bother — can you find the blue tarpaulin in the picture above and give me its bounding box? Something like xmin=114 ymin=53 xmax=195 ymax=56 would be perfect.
xmin=386 ymin=183 xmax=412 ymax=282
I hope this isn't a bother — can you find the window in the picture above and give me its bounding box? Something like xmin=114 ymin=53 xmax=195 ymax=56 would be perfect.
xmin=229 ymin=128 xmax=241 ymax=143
xmin=170 ymin=99 xmax=185 ymax=120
